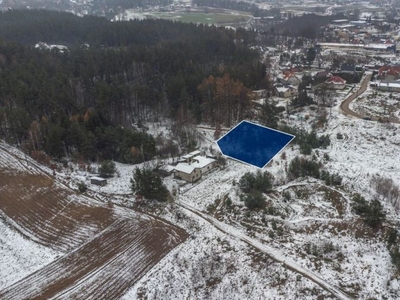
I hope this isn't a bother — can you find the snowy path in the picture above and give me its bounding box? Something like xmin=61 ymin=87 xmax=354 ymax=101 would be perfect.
xmin=177 ymin=200 xmax=353 ymax=300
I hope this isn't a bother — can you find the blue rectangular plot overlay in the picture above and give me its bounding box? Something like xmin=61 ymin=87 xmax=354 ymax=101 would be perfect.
xmin=216 ymin=120 xmax=295 ymax=168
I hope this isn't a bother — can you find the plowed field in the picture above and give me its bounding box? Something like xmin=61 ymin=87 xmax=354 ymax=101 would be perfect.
xmin=0 ymin=144 xmax=187 ymax=299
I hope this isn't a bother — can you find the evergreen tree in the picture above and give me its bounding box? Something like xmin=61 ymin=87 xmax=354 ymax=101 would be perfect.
xmin=131 ymin=168 xmax=169 ymax=202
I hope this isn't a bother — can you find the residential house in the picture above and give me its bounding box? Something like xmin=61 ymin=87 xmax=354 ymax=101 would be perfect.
xmin=372 ymin=81 xmax=400 ymax=93
xmin=250 ymin=89 xmax=268 ymax=100
xmin=377 ymin=65 xmax=400 ymax=82
xmin=325 ymin=76 xmax=347 ymax=89
xmin=274 ymin=84 xmax=298 ymax=98
xmin=314 ymin=70 xmax=331 ymax=83
xmin=278 ymin=70 xmax=302 ymax=86
xmin=340 ymin=63 xmax=356 ymax=74
xmin=173 ymin=154 xmax=217 ymax=183
xmin=174 ymin=163 xmax=202 ymax=183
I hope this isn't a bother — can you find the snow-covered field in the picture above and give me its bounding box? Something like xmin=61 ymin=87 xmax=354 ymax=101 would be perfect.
xmin=0 ymin=217 xmax=60 ymax=290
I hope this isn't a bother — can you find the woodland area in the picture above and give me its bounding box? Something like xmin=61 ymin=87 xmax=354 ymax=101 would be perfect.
xmin=0 ymin=10 xmax=271 ymax=162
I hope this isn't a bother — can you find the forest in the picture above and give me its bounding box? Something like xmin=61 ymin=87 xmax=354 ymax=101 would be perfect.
xmin=0 ymin=10 xmax=270 ymax=163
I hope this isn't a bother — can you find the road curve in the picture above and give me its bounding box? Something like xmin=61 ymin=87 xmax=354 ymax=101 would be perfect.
xmin=339 ymin=74 xmax=371 ymax=119
xmin=339 ymin=74 xmax=400 ymax=124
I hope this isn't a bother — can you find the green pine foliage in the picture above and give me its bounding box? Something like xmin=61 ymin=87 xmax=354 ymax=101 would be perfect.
xmin=287 ymin=156 xmax=321 ymax=180
xmin=239 ymin=171 xmax=274 ymax=194
xmin=78 ymin=181 xmax=87 ymax=193
xmin=278 ymin=125 xmax=330 ymax=155
xmin=352 ymin=194 xmax=386 ymax=228
xmin=238 ymin=171 xmax=274 ymax=210
xmin=131 ymin=168 xmax=169 ymax=202
xmin=99 ymin=160 xmax=116 ymax=178
xmin=241 ymin=191 xmax=265 ymax=210
xmin=0 ymin=10 xmax=268 ymax=161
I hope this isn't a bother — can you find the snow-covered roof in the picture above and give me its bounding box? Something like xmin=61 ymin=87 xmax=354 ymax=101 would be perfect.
xmin=276 ymin=86 xmax=289 ymax=93
xmin=174 ymin=163 xmax=195 ymax=174
xmin=90 ymin=176 xmax=106 ymax=181
xmin=192 ymin=156 xmax=215 ymax=169
xmin=326 ymin=76 xmax=346 ymax=84
xmin=182 ymin=150 xmax=201 ymax=160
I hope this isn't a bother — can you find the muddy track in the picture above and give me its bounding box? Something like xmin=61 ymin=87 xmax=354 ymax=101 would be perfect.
xmin=0 ymin=144 xmax=188 ymax=299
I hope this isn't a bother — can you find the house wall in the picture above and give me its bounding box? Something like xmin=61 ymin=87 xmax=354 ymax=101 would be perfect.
xmin=91 ymin=179 xmax=107 ymax=186
xmin=175 ymin=168 xmax=202 ymax=183
xmin=199 ymin=162 xmax=217 ymax=175
xmin=282 ymin=89 xmax=297 ymax=98
xmin=287 ymin=76 xmax=301 ymax=86
xmin=377 ymin=85 xmax=400 ymax=93
xmin=327 ymin=83 xmax=346 ymax=90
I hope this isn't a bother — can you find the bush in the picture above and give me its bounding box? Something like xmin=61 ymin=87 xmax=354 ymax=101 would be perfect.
xmin=337 ymin=132 xmax=343 ymax=140
xmin=287 ymin=156 xmax=321 ymax=180
xmin=352 ymin=194 xmax=386 ymax=228
xmin=78 ymin=181 xmax=87 ymax=193
xmin=320 ymin=170 xmax=342 ymax=186
xmin=131 ymin=168 xmax=170 ymax=202
xmin=99 ymin=160 xmax=116 ymax=178
xmin=242 ymin=191 xmax=265 ymax=210
xmin=239 ymin=171 xmax=274 ymax=194
xmin=365 ymin=199 xmax=386 ymax=228
xmin=283 ymin=190 xmax=291 ymax=201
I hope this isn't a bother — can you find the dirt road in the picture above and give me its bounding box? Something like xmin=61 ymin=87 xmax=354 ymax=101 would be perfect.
xmin=339 ymin=74 xmax=400 ymax=124
xmin=339 ymin=74 xmax=371 ymax=119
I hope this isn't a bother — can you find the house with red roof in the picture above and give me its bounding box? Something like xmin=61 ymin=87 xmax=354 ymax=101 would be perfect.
xmin=278 ymin=70 xmax=302 ymax=86
xmin=325 ymin=76 xmax=346 ymax=89
xmin=378 ymin=66 xmax=400 ymax=82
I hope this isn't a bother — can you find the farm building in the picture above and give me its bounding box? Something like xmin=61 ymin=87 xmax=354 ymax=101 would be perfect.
xmin=90 ymin=177 xmax=107 ymax=186
xmin=173 ymin=155 xmax=217 ymax=183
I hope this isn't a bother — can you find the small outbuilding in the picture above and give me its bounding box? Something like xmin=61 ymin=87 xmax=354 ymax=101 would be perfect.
xmin=90 ymin=177 xmax=107 ymax=186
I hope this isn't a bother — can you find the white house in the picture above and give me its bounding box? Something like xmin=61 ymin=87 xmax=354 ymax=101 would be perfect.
xmin=173 ymin=154 xmax=217 ymax=183
xmin=274 ymin=85 xmax=298 ymax=98
xmin=325 ymin=76 xmax=346 ymax=90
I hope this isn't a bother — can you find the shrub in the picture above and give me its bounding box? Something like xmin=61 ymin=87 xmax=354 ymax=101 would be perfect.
xmin=78 ymin=181 xmax=87 ymax=193
xmin=352 ymin=194 xmax=386 ymax=228
xmin=283 ymin=190 xmax=291 ymax=201
xmin=239 ymin=171 xmax=274 ymax=194
xmin=242 ymin=191 xmax=265 ymax=210
xmin=131 ymin=168 xmax=169 ymax=202
xmin=365 ymin=199 xmax=386 ymax=228
xmin=99 ymin=160 xmax=116 ymax=178
xmin=287 ymin=156 xmax=321 ymax=180
xmin=337 ymin=132 xmax=343 ymax=140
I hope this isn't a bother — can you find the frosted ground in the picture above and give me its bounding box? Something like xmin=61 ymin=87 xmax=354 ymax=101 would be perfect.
xmin=1 ymin=87 xmax=400 ymax=298
xmin=102 ymin=98 xmax=400 ymax=298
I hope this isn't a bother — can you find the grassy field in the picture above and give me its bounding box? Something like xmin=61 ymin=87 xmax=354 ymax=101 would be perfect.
xmin=149 ymin=11 xmax=251 ymax=25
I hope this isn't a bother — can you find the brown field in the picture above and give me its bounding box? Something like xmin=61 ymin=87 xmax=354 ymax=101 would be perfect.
xmin=0 ymin=144 xmax=187 ymax=299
